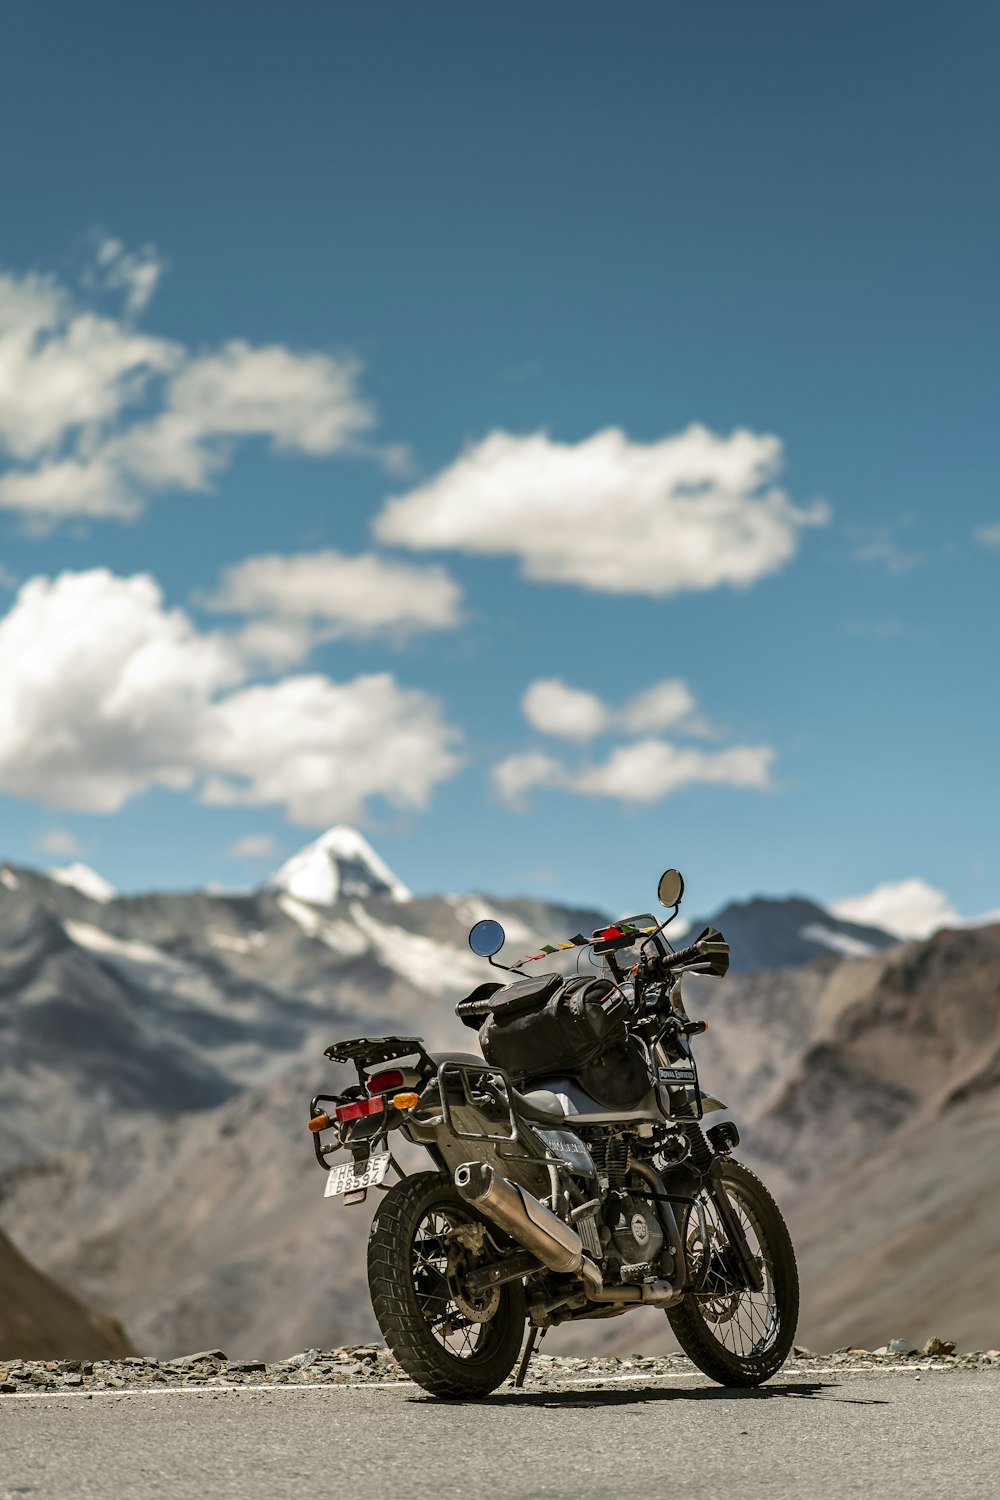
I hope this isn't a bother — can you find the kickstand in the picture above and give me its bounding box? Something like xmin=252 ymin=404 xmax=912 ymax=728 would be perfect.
xmin=514 ymin=1325 xmax=545 ymax=1388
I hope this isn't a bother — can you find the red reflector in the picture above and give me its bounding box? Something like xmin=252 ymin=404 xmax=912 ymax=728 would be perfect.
xmin=366 ymin=1070 xmax=405 ymax=1094
xmin=334 ymin=1096 xmax=385 ymax=1123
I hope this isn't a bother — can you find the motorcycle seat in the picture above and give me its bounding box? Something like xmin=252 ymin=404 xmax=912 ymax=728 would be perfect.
xmin=511 ymin=1088 xmax=570 ymax=1125
xmin=429 ymin=1051 xmax=490 ymax=1069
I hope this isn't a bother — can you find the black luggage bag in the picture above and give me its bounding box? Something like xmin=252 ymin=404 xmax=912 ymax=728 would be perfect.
xmin=477 ymin=973 xmax=650 ymax=1110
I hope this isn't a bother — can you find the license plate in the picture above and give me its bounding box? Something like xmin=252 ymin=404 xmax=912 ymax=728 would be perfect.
xmin=324 ymin=1152 xmax=390 ymax=1199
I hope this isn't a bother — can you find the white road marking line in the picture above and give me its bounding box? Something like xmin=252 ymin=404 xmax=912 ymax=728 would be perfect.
xmin=0 ymin=1363 xmax=958 ymax=1401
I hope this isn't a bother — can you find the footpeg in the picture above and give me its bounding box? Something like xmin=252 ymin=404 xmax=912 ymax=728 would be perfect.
xmin=619 ymin=1261 xmax=656 ymax=1284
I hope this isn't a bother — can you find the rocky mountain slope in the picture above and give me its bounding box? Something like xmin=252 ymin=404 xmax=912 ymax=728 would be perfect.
xmin=0 ymin=1225 xmax=134 ymax=1360
xmin=752 ymin=922 xmax=1000 ymax=1350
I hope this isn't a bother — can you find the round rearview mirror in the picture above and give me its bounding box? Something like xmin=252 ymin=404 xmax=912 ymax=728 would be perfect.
xmin=657 ymin=868 xmax=685 ymax=908
xmin=468 ymin=918 xmax=506 ymax=958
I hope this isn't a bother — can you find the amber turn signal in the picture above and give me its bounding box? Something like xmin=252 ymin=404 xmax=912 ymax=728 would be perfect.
xmin=392 ymin=1092 xmax=419 ymax=1111
xmin=308 ymin=1113 xmax=331 ymax=1133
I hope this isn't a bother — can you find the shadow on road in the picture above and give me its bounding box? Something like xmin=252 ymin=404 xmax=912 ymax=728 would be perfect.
xmin=414 ymin=1381 xmax=890 ymax=1409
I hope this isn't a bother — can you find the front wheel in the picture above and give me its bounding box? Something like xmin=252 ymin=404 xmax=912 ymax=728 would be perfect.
xmin=368 ymin=1171 xmax=526 ymax=1399
xmin=667 ymin=1158 xmax=799 ymax=1386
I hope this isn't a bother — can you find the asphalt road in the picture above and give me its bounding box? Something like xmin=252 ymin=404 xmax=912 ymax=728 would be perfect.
xmin=1 ymin=1370 xmax=995 ymax=1500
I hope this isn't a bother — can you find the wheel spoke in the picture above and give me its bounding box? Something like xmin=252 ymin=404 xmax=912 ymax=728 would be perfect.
xmin=409 ymin=1202 xmax=502 ymax=1361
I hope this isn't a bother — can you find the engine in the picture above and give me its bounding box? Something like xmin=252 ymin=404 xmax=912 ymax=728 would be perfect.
xmin=604 ymin=1194 xmax=665 ymax=1278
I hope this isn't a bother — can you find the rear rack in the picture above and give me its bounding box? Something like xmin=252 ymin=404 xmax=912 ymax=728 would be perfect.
xmin=312 ymin=1036 xmax=438 ymax=1171
xmin=324 ymin=1034 xmax=436 ymax=1070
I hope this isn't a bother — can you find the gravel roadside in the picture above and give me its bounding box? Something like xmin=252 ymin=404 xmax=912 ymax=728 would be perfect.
xmin=3 ymin=1339 xmax=999 ymax=1395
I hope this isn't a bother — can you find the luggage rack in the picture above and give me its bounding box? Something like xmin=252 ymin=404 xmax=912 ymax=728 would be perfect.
xmin=311 ymin=1036 xmax=438 ymax=1171
xmin=436 ymin=1060 xmax=520 ymax=1144
xmin=324 ymin=1034 xmax=436 ymax=1072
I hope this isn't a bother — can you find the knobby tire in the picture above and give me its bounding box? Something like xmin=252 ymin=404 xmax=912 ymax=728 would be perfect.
xmin=367 ymin=1170 xmax=526 ymax=1400
xmin=667 ymin=1157 xmax=799 ymax=1386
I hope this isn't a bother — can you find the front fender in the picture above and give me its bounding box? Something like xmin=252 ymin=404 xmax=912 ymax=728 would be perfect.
xmin=699 ymin=1094 xmax=728 ymax=1113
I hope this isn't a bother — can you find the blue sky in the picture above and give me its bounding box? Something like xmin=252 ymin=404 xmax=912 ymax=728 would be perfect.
xmin=0 ymin=0 xmax=997 ymax=929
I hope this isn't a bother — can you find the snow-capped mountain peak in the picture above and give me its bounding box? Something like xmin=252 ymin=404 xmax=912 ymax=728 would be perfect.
xmin=265 ymin=826 xmax=412 ymax=906
xmin=46 ymin=863 xmax=117 ymax=904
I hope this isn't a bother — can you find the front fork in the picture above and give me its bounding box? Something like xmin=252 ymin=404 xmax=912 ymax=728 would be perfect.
xmin=683 ymin=1126 xmax=764 ymax=1294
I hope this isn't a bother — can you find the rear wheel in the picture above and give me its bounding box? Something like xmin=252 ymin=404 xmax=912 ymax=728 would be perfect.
xmin=368 ymin=1171 xmax=526 ymax=1399
xmin=667 ymin=1158 xmax=798 ymax=1386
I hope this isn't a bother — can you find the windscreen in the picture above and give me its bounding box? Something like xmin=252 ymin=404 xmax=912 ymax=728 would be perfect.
xmin=612 ymin=913 xmax=669 ymax=965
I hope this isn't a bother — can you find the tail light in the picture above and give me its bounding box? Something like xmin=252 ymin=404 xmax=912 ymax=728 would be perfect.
xmin=334 ymin=1096 xmax=385 ymax=1124
xmin=366 ymin=1070 xmax=405 ymax=1094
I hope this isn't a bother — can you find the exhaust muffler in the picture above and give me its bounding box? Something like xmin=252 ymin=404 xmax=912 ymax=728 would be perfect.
xmin=454 ymin=1161 xmax=684 ymax=1309
xmin=454 ymin=1161 xmax=603 ymax=1293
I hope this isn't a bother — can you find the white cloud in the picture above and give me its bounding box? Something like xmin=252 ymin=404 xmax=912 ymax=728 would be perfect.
xmin=831 ymin=879 xmax=957 ymax=939
xmin=144 ymin=339 xmax=373 ymax=470
xmin=0 ymin=269 xmax=179 ymax=463
xmin=974 ymin=523 xmax=1000 ymax=550
xmin=501 ymin=673 xmax=768 ymax=808
xmin=202 ymin=673 xmax=460 ymax=825
xmin=229 ymin=617 xmax=320 ymax=670
xmin=0 ymin=252 xmax=374 ymax=522
xmin=572 ymin=740 xmax=774 ymax=802
xmin=0 ymin=569 xmax=462 ymax=825
xmin=38 ymin=827 xmax=83 ymax=856
xmin=225 ymin=833 xmax=281 ymax=860
xmin=492 ymin=750 xmax=566 ymax=809
xmin=493 ymin=738 xmax=773 ymax=809
xmin=621 ymin=679 xmax=702 ymax=735
xmin=829 ymin=878 xmax=1000 ymax=941
xmin=521 ymin=675 xmax=708 ymax=743
xmin=0 ymin=570 xmax=240 ymax=810
xmin=375 ymin=424 xmax=828 ymax=596
xmin=0 ymin=452 xmax=138 ymax=520
xmin=205 ymin=548 xmax=462 ymax=651
xmin=92 ymin=236 xmax=167 ymax=316
xmin=522 ymin=679 xmax=608 ymax=740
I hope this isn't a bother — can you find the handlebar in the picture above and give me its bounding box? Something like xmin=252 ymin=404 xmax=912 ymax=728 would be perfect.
xmin=645 ymin=926 xmax=731 ymax=981
xmin=662 ymin=1013 xmax=708 ymax=1036
xmin=657 ymin=940 xmax=703 ymax=970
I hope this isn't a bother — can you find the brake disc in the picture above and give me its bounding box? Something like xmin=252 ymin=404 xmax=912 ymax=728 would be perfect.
xmin=687 ymin=1218 xmax=742 ymax=1320
xmin=700 ymin=1261 xmax=741 ymax=1322
xmin=446 ymin=1243 xmax=501 ymax=1323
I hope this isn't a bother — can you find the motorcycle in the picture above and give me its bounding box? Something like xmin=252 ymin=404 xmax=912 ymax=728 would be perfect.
xmin=307 ymin=868 xmax=799 ymax=1398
